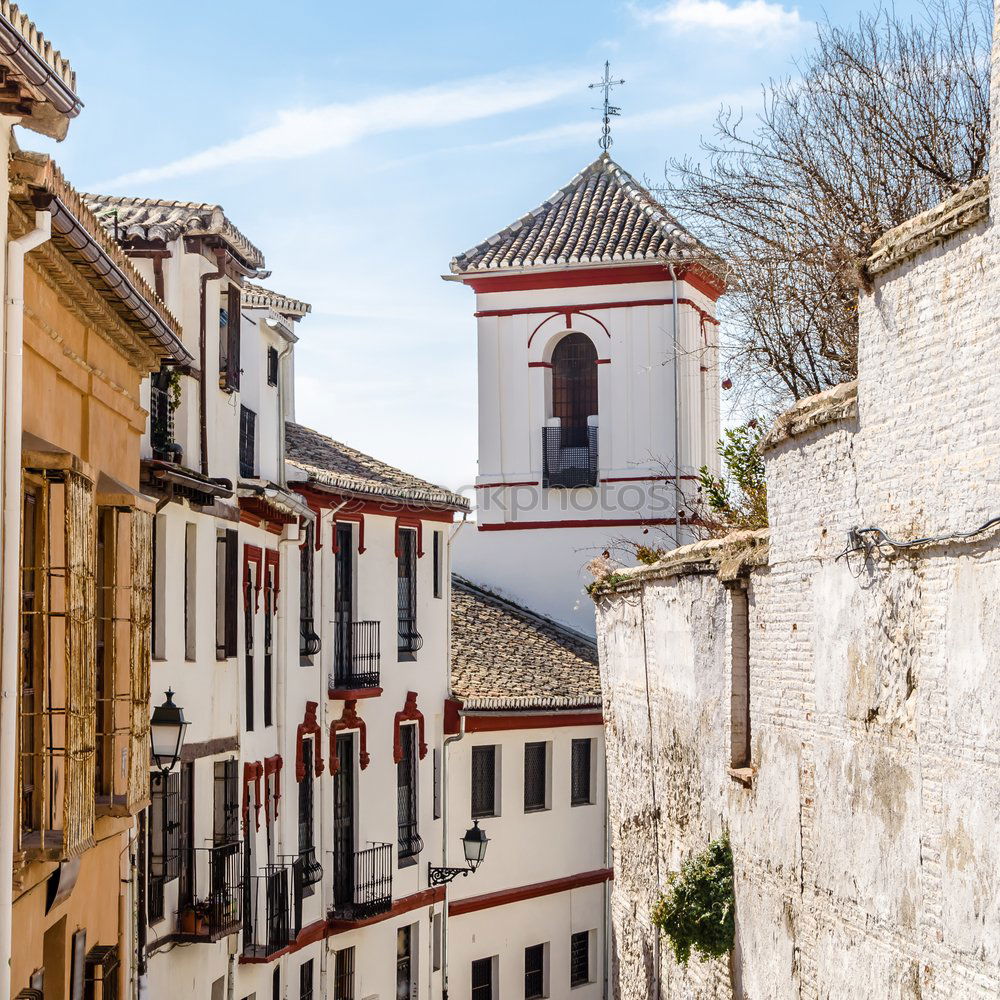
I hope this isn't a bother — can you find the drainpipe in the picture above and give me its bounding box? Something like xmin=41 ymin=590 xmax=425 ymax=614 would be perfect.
xmin=276 ymin=519 xmax=301 ymax=862
xmin=441 ymin=512 xmax=467 ymax=1000
xmin=668 ymin=264 xmax=681 ymax=548
xmin=199 ymin=249 xmax=227 ymax=476
xmin=0 ymin=210 xmax=51 ymax=1000
xmin=276 ymin=340 xmax=294 ymax=488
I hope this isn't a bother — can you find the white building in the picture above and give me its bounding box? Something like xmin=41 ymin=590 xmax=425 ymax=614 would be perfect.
xmin=447 ymin=152 xmax=725 ymax=635
xmin=446 ymin=579 xmax=608 ymax=1000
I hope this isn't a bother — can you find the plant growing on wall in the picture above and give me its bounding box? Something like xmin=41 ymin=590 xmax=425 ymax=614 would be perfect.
xmin=694 ymin=422 xmax=768 ymax=536
xmin=167 ymin=368 xmax=183 ymax=413
xmin=651 ymin=833 xmax=735 ymax=965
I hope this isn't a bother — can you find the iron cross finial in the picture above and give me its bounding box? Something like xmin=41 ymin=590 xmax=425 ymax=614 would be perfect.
xmin=588 ymin=61 xmax=625 ymax=151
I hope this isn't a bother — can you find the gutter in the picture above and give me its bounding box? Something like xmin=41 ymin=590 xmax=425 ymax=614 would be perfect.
xmin=28 ymin=191 xmax=189 ymax=363
xmin=0 ymin=14 xmax=82 ymax=119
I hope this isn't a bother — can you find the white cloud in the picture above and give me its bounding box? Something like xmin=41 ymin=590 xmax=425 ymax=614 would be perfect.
xmin=632 ymin=0 xmax=806 ymax=44
xmin=95 ymin=70 xmax=586 ymax=189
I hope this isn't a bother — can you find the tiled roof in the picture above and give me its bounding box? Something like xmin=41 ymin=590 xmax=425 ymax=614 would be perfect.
xmin=451 ymin=577 xmax=601 ymax=711
xmin=285 ymin=421 xmax=469 ymax=511
xmin=10 ymin=151 xmax=188 ymax=365
xmin=83 ymin=194 xmax=266 ymax=271
xmin=0 ymin=2 xmax=81 ymax=139
xmin=450 ymin=152 xmax=717 ymax=275
xmin=243 ymin=281 xmax=312 ymax=318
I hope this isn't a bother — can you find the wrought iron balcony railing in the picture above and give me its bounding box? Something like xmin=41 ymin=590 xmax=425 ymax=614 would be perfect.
xmin=331 ymin=619 xmax=381 ymax=690
xmin=329 ymin=842 xmax=393 ymax=921
xmin=177 ymin=842 xmax=243 ymax=941
xmin=242 ymin=864 xmax=292 ymax=958
xmin=541 ymin=422 xmax=598 ymax=488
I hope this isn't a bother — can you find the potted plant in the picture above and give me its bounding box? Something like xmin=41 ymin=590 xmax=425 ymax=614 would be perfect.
xmin=179 ymin=899 xmax=212 ymax=936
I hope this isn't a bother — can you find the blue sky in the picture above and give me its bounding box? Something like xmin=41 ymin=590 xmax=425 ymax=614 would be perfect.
xmin=29 ymin=0 xmax=917 ymax=491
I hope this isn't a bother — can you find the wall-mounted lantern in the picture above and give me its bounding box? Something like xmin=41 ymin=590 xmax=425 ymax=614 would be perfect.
xmin=428 ymin=821 xmax=490 ymax=887
xmin=150 ymin=690 xmax=189 ymax=774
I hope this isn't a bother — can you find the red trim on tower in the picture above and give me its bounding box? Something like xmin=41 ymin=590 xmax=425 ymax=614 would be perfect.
xmin=463 ymin=263 xmax=724 ymax=298
xmin=598 ymin=474 xmax=699 ymax=483
xmin=448 ymin=867 xmax=614 ymax=916
xmin=595 ymin=358 xmax=611 ymax=364
xmin=527 ymin=361 xmax=552 ymax=369
xmin=478 ymin=517 xmax=685 ymax=531
xmin=329 ymin=699 xmax=370 ymax=774
xmin=295 ymin=701 xmax=325 ymax=780
xmin=474 ymin=481 xmax=540 ymax=489
xmin=393 ymin=691 xmax=428 ymax=763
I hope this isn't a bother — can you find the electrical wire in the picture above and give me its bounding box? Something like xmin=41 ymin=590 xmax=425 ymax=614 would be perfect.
xmin=838 ymin=516 xmax=1000 ymax=563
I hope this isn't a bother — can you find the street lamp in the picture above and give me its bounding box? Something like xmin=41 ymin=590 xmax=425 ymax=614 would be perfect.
xmin=428 ymin=821 xmax=490 ymax=887
xmin=150 ymin=690 xmax=188 ymax=774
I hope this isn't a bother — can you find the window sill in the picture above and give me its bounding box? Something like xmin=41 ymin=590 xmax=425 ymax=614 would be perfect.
xmin=398 ymin=652 xmax=417 ymax=663
xmin=729 ymin=765 xmax=756 ymax=788
xmin=524 ymin=806 xmax=550 ymax=814
xmin=571 ymin=800 xmax=595 ymax=808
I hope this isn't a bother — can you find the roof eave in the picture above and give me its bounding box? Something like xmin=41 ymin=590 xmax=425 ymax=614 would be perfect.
xmin=291 ymin=469 xmax=469 ymax=514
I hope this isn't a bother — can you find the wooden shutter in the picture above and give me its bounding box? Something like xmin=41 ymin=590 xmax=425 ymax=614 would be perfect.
xmin=224 ymin=529 xmax=239 ymax=657
xmin=127 ymin=508 xmax=153 ymax=812
xmin=226 ymin=285 xmax=242 ymax=392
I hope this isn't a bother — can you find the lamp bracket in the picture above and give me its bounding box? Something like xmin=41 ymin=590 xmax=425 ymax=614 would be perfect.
xmin=427 ymin=864 xmax=472 ymax=887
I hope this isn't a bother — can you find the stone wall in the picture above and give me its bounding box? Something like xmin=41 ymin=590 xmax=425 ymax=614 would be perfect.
xmin=595 ymin=144 xmax=1000 ymax=997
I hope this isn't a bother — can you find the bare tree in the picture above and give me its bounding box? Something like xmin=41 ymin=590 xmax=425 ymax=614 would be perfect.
xmin=661 ymin=0 xmax=991 ymax=413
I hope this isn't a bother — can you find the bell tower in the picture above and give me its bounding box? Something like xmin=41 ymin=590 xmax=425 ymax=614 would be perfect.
xmin=446 ymin=153 xmax=725 ymax=634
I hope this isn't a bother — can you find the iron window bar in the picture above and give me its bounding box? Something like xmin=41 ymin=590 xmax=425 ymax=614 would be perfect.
xmin=331 ymin=619 xmax=381 ymax=690
xmin=333 ymin=947 xmax=356 ymax=1000
xmin=328 ymin=842 xmax=393 ymax=921
xmin=541 ymin=422 xmax=598 ymax=489
xmin=243 ymin=864 xmax=293 ymax=958
xmin=239 ymin=406 xmax=256 ymax=479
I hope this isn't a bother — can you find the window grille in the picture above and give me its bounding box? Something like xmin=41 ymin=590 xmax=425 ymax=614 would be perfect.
xmin=471 ymin=746 xmax=497 ymax=819
xmin=149 ymin=368 xmax=174 ymax=458
xmin=396 ymin=926 xmax=412 ymax=999
xmin=432 ymin=530 xmax=442 ymax=599
xmin=570 ymin=931 xmax=590 ymax=987
xmin=552 ymin=334 xmax=598 ymax=446
xmin=84 ymin=944 xmax=120 ymax=1000
xmin=220 ymin=285 xmax=242 ymax=393
xmin=471 ymin=957 xmax=494 ymax=1000
xmin=333 ymin=947 xmax=355 ymax=1000
xmin=571 ymin=739 xmax=592 ymax=806
xmin=239 ymin=406 xmax=256 ymax=478
xmin=267 ymin=346 xmax=280 ymax=387
xmin=178 ymin=762 xmax=195 ymax=908
xmin=299 ymin=959 xmax=314 ymax=1000
xmin=397 ymin=528 xmax=422 ymax=654
xmin=149 ymin=770 xmax=180 ymax=920
xmin=244 ymin=558 xmax=256 ymax=731
xmin=396 ymin=725 xmax=421 ymax=862
xmin=214 ymin=759 xmax=239 ymax=846
xmin=299 ymin=523 xmax=320 ymax=656
xmin=264 ymin=561 xmax=274 ymax=727
xmin=523 ymin=742 xmax=548 ymax=812
xmin=524 ymin=944 xmax=545 ymax=999
xmin=298 ymin=741 xmax=314 ymax=855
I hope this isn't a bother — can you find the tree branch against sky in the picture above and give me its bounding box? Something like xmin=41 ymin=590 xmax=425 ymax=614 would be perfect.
xmin=659 ymin=0 xmax=991 ymax=416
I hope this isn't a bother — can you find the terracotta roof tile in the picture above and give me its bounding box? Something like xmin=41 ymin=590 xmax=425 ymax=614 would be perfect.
xmin=83 ymin=193 xmax=266 ymax=271
xmin=242 ymin=281 xmax=311 ymax=318
xmin=451 ymin=577 xmax=601 ymax=710
xmin=450 ymin=152 xmax=718 ymax=276
xmin=285 ymin=421 xmax=468 ymax=511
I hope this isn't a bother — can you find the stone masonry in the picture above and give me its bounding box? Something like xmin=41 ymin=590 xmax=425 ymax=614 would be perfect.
xmin=592 ymin=9 xmax=1000 ymax=998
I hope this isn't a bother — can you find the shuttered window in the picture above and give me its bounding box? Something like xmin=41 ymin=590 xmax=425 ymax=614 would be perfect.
xmin=524 ymin=944 xmax=545 ymax=999
xmin=471 ymin=957 xmax=494 ymax=1000
xmin=216 ymin=529 xmax=238 ymax=659
xmin=571 ymin=739 xmax=593 ymax=806
xmin=570 ymin=931 xmax=590 ymax=987
xmin=523 ymin=742 xmax=548 ymax=812
xmin=471 ymin=745 xmax=497 ymax=819
xmin=220 ymin=284 xmax=242 ymax=393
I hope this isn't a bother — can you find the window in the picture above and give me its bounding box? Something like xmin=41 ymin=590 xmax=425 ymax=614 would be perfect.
xmin=84 ymin=945 xmax=121 ymax=1000
xmin=298 ymin=741 xmax=315 ymax=855
xmin=214 ymin=759 xmax=239 ymax=845
xmin=220 ymin=284 xmax=242 ymax=393
xmin=432 ymin=529 xmax=443 ymax=599
xmin=730 ymin=585 xmax=751 ymax=770
xmin=149 ymin=367 xmax=174 ymax=457
xmin=570 ymin=931 xmax=591 ymax=988
xmin=243 ymin=552 xmax=256 ymax=731
xmin=471 ymin=745 xmax=498 ymax=819
xmin=267 ymin=345 xmax=280 ymax=387
xmin=153 ymin=513 xmax=166 ymax=660
xmin=525 ymin=944 xmax=546 ymax=999
xmin=432 ymin=748 xmax=442 ymax=820
xmin=184 ymin=522 xmax=197 ymax=661
xmin=396 ymin=926 xmax=415 ymax=999
xmin=432 ymin=914 xmax=442 ymax=972
xmin=272 ymin=969 xmax=280 ymax=1000
xmin=19 ymin=487 xmax=40 ymax=836
xmin=178 ymin=762 xmax=195 ymax=909
xmin=551 ymin=333 xmax=598 ymax=447
xmin=299 ymin=523 xmax=320 ymax=658
xmin=94 ymin=509 xmax=114 ymax=800
xmin=239 ymin=405 xmax=257 ymax=478
xmin=149 ymin=770 xmax=180 ymax=920
xmin=472 ymin=957 xmax=494 ymax=1000
xmin=216 ymin=529 xmax=238 ymax=659
xmin=524 ymin=742 xmax=549 ymax=812
xmin=299 ymin=960 xmax=314 ymax=1000
xmin=397 ymin=724 xmax=421 ymax=864
xmin=397 ymin=528 xmax=421 ymax=656
xmin=571 ymin=739 xmax=593 ymax=806
xmin=263 ymin=557 xmax=275 ymax=727
xmin=333 ymin=947 xmax=355 ymax=1000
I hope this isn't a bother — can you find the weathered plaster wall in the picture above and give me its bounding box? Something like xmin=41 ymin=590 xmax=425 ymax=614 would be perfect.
xmin=596 ymin=164 xmax=1000 ymax=996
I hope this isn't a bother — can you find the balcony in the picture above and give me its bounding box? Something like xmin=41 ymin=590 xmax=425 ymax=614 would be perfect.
xmin=328 ymin=842 xmax=393 ymax=922
xmin=542 ymin=418 xmax=598 ymax=488
xmin=177 ymin=842 xmax=243 ymax=942
xmin=331 ymin=619 xmax=381 ymax=694
xmin=243 ymin=864 xmax=292 ymax=959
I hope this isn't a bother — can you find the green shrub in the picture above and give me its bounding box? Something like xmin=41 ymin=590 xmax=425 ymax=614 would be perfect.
xmin=651 ymin=833 xmax=735 ymax=965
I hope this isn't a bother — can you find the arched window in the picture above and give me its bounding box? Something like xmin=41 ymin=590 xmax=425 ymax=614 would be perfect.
xmin=551 ymin=333 xmax=598 ymax=447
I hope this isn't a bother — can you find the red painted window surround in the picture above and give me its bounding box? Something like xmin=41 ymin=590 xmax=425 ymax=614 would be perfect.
xmin=295 ymin=701 xmax=325 ymax=781
xmin=264 ymin=549 xmax=280 ymax=595
xmin=329 ymin=512 xmax=367 ymax=554
xmin=394 ymin=518 xmax=424 ymax=559
xmin=242 ymin=760 xmax=263 ymax=834
xmin=393 ymin=691 xmax=428 ymax=764
xmin=264 ymin=754 xmax=283 ymax=820
xmin=243 ymin=545 xmax=263 ymax=611
xmin=329 ymin=699 xmax=370 ymax=773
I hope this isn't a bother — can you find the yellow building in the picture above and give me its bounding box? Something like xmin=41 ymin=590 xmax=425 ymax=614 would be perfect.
xmin=6 ymin=152 xmax=188 ymax=997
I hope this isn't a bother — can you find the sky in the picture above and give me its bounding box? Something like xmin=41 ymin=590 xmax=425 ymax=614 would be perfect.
xmin=28 ymin=0 xmax=924 ymax=494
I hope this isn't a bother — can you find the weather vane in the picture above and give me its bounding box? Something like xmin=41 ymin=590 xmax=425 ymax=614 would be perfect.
xmin=589 ymin=61 xmax=625 ymax=151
